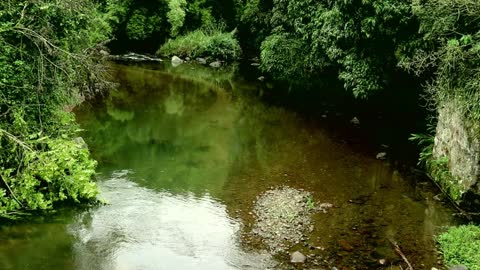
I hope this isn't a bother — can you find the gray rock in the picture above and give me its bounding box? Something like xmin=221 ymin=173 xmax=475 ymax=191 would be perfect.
xmin=73 ymin=137 xmax=88 ymax=150
xmin=449 ymin=265 xmax=468 ymax=270
xmin=350 ymin=117 xmax=360 ymax=125
xmin=251 ymin=63 xmax=260 ymax=67
xmin=209 ymin=61 xmax=222 ymax=68
xmin=171 ymin=56 xmax=183 ymax=66
xmin=185 ymin=57 xmax=191 ymax=61
xmin=290 ymin=251 xmax=306 ymax=263
xmin=196 ymin=58 xmax=207 ymax=65
xmin=258 ymin=76 xmax=265 ymax=82
xmin=99 ymin=50 xmax=109 ymax=56
xmin=376 ymin=152 xmax=387 ymax=160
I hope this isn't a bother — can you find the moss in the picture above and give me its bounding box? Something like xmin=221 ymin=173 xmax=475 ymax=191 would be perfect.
xmin=438 ymin=225 xmax=480 ymax=270
xmin=427 ymin=159 xmax=463 ymax=202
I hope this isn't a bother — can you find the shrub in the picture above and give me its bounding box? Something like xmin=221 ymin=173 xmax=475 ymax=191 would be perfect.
xmin=157 ymin=27 xmax=241 ymax=61
xmin=0 ymin=0 xmax=108 ymax=218
xmin=438 ymin=225 xmax=480 ymax=270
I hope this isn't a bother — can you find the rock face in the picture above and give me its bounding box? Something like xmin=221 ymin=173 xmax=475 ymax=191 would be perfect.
xmin=433 ymin=100 xmax=480 ymax=205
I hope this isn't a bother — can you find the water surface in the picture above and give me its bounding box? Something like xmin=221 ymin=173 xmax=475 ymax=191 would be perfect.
xmin=0 ymin=63 xmax=457 ymax=269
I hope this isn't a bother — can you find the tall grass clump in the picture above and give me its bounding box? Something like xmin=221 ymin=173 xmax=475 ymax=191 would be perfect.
xmin=157 ymin=25 xmax=241 ymax=61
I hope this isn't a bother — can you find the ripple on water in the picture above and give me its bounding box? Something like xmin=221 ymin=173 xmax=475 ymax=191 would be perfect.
xmin=69 ymin=171 xmax=276 ymax=270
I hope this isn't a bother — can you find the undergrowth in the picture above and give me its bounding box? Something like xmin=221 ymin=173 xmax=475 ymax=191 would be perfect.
xmin=438 ymin=225 xmax=480 ymax=270
xmin=157 ymin=25 xmax=241 ymax=61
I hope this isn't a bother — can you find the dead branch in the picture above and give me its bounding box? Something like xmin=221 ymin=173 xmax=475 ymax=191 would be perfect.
xmin=388 ymin=238 xmax=413 ymax=270
xmin=0 ymin=175 xmax=24 ymax=208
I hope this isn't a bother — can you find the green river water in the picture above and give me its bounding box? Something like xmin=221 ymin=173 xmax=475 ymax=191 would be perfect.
xmin=0 ymin=63 xmax=457 ymax=270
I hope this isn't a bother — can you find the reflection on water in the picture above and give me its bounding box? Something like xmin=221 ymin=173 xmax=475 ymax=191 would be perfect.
xmin=0 ymin=63 xmax=457 ymax=270
xmin=71 ymin=171 xmax=274 ymax=270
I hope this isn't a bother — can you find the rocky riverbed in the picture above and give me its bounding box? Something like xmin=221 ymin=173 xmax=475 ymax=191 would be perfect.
xmin=251 ymin=186 xmax=333 ymax=257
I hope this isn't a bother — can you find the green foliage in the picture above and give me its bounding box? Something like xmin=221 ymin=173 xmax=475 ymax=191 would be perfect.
xmin=186 ymin=0 xmax=215 ymax=29
xmin=409 ymin=133 xmax=462 ymax=201
xmin=0 ymin=135 xmax=98 ymax=214
xmin=157 ymin=26 xmax=241 ymax=61
xmin=0 ymin=0 xmax=109 ymax=217
xmin=306 ymin=195 xmax=314 ymax=210
xmin=438 ymin=225 xmax=480 ymax=270
xmin=126 ymin=8 xmax=163 ymax=41
xmin=238 ymin=0 xmax=272 ymax=54
xmin=260 ymin=33 xmax=310 ymax=82
xmin=167 ymin=0 xmax=187 ymax=37
xmin=400 ymin=0 xmax=480 ymax=122
xmin=253 ymin=0 xmax=415 ymax=98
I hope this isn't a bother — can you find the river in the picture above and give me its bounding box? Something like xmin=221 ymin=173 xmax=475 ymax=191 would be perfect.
xmin=0 ymin=63 xmax=457 ymax=269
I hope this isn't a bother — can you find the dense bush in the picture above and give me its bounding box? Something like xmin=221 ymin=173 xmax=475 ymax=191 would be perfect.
xmin=157 ymin=27 xmax=241 ymax=61
xmin=100 ymin=0 xmax=240 ymax=53
xmin=400 ymin=0 xmax=480 ymax=122
xmin=0 ymin=0 xmax=110 ymax=218
xmin=255 ymin=0 xmax=415 ymax=98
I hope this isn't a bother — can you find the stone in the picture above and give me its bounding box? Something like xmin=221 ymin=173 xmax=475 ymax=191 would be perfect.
xmin=73 ymin=137 xmax=88 ymax=150
xmin=338 ymin=239 xmax=354 ymax=251
xmin=449 ymin=265 xmax=468 ymax=270
xmin=171 ymin=56 xmax=183 ymax=66
xmin=99 ymin=50 xmax=109 ymax=56
xmin=251 ymin=63 xmax=260 ymax=67
xmin=290 ymin=251 xmax=306 ymax=263
xmin=196 ymin=58 xmax=207 ymax=65
xmin=350 ymin=117 xmax=360 ymax=125
xmin=209 ymin=61 xmax=222 ymax=68
xmin=376 ymin=152 xmax=387 ymax=160
xmin=185 ymin=57 xmax=191 ymax=61
xmin=258 ymin=76 xmax=265 ymax=81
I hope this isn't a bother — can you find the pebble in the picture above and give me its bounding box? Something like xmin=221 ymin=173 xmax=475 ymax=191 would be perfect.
xmin=290 ymin=251 xmax=307 ymax=263
xmin=338 ymin=239 xmax=354 ymax=251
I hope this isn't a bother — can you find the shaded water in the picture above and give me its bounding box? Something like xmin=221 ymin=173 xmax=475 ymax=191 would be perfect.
xmin=0 ymin=63 xmax=457 ymax=269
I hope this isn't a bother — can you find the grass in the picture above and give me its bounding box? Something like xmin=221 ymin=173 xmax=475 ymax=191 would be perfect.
xmin=438 ymin=225 xmax=480 ymax=270
xmin=157 ymin=27 xmax=241 ymax=62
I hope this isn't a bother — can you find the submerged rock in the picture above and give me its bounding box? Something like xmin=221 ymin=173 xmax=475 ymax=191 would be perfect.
xmin=290 ymin=251 xmax=306 ymax=263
